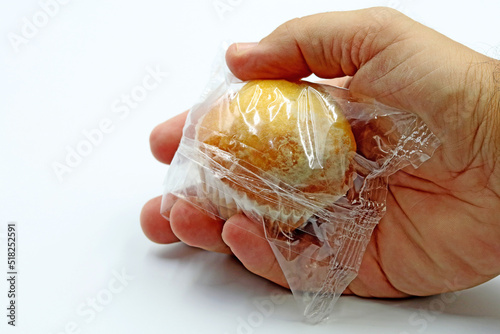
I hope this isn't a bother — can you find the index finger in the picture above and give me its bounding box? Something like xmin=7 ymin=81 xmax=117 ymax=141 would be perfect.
xmin=150 ymin=110 xmax=189 ymax=165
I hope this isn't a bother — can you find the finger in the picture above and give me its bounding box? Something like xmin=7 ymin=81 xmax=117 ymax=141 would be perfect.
xmin=169 ymin=199 xmax=232 ymax=254
xmin=150 ymin=110 xmax=189 ymax=165
xmin=317 ymin=76 xmax=352 ymax=89
xmin=141 ymin=196 xmax=180 ymax=244
xmin=222 ymin=215 xmax=289 ymax=288
xmin=226 ymin=8 xmax=409 ymax=81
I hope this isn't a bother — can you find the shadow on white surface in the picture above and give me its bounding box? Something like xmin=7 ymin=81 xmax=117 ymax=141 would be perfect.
xmin=330 ymin=279 xmax=500 ymax=332
xmin=395 ymin=284 xmax=500 ymax=319
xmin=150 ymin=243 xmax=294 ymax=301
xmin=145 ymin=243 xmax=500 ymax=333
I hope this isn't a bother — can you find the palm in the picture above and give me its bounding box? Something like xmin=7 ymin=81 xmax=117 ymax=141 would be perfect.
xmin=344 ymin=39 xmax=500 ymax=297
xmin=350 ymin=154 xmax=499 ymax=297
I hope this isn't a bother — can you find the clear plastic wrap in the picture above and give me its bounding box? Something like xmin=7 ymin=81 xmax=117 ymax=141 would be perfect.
xmin=161 ymin=70 xmax=440 ymax=323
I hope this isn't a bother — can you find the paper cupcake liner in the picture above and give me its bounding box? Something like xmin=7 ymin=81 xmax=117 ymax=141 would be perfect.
xmin=199 ymin=166 xmax=327 ymax=233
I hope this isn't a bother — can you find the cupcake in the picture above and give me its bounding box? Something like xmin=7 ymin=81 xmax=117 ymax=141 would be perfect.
xmin=195 ymin=80 xmax=356 ymax=233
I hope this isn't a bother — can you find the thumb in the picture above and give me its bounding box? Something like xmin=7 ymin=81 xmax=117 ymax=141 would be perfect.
xmin=226 ymin=7 xmax=497 ymax=145
xmin=225 ymin=7 xmax=411 ymax=81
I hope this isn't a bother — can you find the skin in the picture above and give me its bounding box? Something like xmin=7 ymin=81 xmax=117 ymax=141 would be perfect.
xmin=140 ymin=8 xmax=500 ymax=298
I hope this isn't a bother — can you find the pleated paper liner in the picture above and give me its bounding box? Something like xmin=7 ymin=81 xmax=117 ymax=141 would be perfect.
xmin=198 ymin=164 xmax=343 ymax=234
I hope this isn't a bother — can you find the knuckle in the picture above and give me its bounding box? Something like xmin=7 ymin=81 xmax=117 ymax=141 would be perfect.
xmin=361 ymin=7 xmax=406 ymax=35
xmin=365 ymin=6 xmax=401 ymax=23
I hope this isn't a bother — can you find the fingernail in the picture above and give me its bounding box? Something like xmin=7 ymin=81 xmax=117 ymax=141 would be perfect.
xmin=235 ymin=42 xmax=258 ymax=53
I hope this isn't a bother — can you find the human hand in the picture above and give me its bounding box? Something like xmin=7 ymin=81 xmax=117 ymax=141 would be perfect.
xmin=141 ymin=7 xmax=500 ymax=298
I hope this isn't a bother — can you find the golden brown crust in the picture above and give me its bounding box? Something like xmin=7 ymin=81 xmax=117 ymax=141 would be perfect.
xmin=196 ymin=80 xmax=356 ymax=231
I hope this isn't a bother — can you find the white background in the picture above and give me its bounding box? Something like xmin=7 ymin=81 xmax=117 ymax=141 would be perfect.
xmin=1 ymin=1 xmax=500 ymax=333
